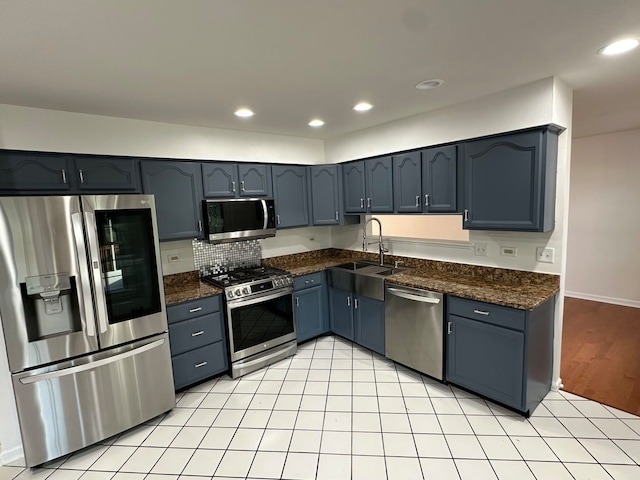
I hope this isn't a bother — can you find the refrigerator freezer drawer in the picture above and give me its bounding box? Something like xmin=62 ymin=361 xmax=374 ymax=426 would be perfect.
xmin=12 ymin=334 xmax=176 ymax=467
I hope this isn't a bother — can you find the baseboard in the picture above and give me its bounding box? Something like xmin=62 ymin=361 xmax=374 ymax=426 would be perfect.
xmin=551 ymin=378 xmax=563 ymax=392
xmin=565 ymin=291 xmax=640 ymax=309
xmin=0 ymin=445 xmax=24 ymax=467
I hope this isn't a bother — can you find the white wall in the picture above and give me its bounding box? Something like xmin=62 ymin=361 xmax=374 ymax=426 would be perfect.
xmin=566 ymin=129 xmax=640 ymax=307
xmin=326 ymin=77 xmax=573 ymax=388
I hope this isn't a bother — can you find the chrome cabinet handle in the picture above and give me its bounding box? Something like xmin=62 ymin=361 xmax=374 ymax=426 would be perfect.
xmin=198 ymin=220 xmax=203 ymax=232
xmin=276 ymin=214 xmax=281 ymax=225
xmin=335 ymin=211 xmax=339 ymax=221
xmin=295 ymin=297 xmax=299 ymax=307
xmin=473 ymin=309 xmax=490 ymax=316
xmin=447 ymin=322 xmax=452 ymax=334
xmin=61 ymin=169 xmax=67 ymax=184
xmin=189 ymin=307 xmax=202 ymax=313
xmin=367 ymin=198 xmax=371 ymax=208
xmin=464 ymin=209 xmax=469 ymax=222
xmin=347 ymin=296 xmax=351 ymax=307
xmin=354 ymin=298 xmax=359 ymax=309
xmin=194 ymin=361 xmax=208 ymax=368
xmin=415 ymin=195 xmax=420 ymax=207
xmin=360 ymin=198 xmax=364 ymax=208
xmin=304 ymin=279 xmax=315 ymax=284
xmin=240 ymin=180 xmax=245 ymax=192
xmin=425 ymin=194 xmax=429 ymax=207
xmin=79 ymin=169 xmax=85 ymax=184
xmin=191 ymin=331 xmax=205 ymax=337
xmin=231 ymin=181 xmax=236 ymax=193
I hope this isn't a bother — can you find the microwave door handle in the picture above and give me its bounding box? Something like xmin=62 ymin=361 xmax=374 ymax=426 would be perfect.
xmin=84 ymin=211 xmax=110 ymax=334
xmin=261 ymin=199 xmax=268 ymax=229
xmin=71 ymin=212 xmax=96 ymax=337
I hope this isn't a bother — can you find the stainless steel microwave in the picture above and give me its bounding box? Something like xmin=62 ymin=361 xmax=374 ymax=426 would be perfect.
xmin=203 ymin=198 xmax=276 ymax=243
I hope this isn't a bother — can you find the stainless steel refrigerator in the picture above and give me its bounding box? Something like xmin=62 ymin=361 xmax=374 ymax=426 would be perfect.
xmin=0 ymin=195 xmax=175 ymax=467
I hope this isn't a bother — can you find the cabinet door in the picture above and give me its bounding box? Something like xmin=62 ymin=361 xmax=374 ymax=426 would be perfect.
xmin=75 ymin=157 xmax=140 ymax=192
xmin=141 ymin=161 xmax=203 ymax=241
xmin=310 ymin=165 xmax=340 ymax=225
xmin=447 ymin=314 xmax=525 ymax=410
xmin=422 ymin=145 xmax=457 ymax=213
xmin=295 ymin=285 xmax=326 ymax=343
xmin=0 ymin=152 xmax=72 ymax=193
xmin=202 ymin=163 xmax=238 ymax=198
xmin=366 ymin=157 xmax=394 ymax=213
xmin=393 ymin=152 xmax=422 ymax=213
xmin=238 ymin=164 xmax=272 ymax=197
xmin=463 ymin=131 xmax=544 ymax=230
xmin=272 ymin=165 xmax=310 ymax=228
xmin=355 ymin=297 xmax=385 ymax=355
xmin=329 ymin=288 xmax=354 ymax=341
xmin=343 ymin=161 xmax=366 ymax=213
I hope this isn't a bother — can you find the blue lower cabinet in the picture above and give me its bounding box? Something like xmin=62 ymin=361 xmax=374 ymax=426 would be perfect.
xmin=329 ymin=287 xmax=354 ymax=341
xmin=171 ymin=342 xmax=227 ymax=391
xmin=293 ymin=272 xmax=329 ymax=343
xmin=355 ymin=297 xmax=385 ymax=355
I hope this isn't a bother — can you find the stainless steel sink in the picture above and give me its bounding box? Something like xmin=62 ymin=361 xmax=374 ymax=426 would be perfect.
xmin=328 ymin=261 xmax=410 ymax=300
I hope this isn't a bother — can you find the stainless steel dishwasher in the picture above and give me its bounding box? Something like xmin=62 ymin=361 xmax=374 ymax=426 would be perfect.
xmin=385 ymin=284 xmax=444 ymax=380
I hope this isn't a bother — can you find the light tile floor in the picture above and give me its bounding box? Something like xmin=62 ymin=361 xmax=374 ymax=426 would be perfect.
xmin=2 ymin=335 xmax=640 ymax=480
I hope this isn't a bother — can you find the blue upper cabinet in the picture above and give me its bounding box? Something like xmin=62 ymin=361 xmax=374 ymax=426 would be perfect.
xmin=366 ymin=157 xmax=394 ymax=213
xmin=202 ymin=163 xmax=272 ymax=198
xmin=462 ymin=127 xmax=558 ymax=232
xmin=0 ymin=152 xmax=73 ymax=193
xmin=310 ymin=165 xmax=341 ymax=225
xmin=238 ymin=164 xmax=272 ymax=197
xmin=343 ymin=161 xmax=367 ymax=213
xmin=272 ymin=165 xmax=310 ymax=228
xmin=140 ymin=160 xmax=204 ymax=241
xmin=393 ymin=152 xmax=422 ymax=213
xmin=74 ymin=157 xmax=140 ymax=192
xmin=422 ymin=145 xmax=458 ymax=213
xmin=202 ymin=163 xmax=238 ymax=197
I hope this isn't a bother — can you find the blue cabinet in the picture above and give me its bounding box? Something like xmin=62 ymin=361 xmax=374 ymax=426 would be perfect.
xmin=422 ymin=145 xmax=458 ymax=213
xmin=393 ymin=152 xmax=422 ymax=213
xmin=310 ymin=164 xmax=359 ymax=226
xmin=355 ymin=296 xmax=385 ymax=355
xmin=462 ymin=127 xmax=558 ymax=231
xmin=294 ymin=272 xmax=329 ymax=343
xmin=74 ymin=157 xmax=140 ymax=192
xmin=342 ymin=157 xmax=393 ymax=213
xmin=140 ymin=160 xmax=204 ymax=241
xmin=329 ymin=287 xmax=354 ymax=341
xmin=272 ymin=165 xmax=310 ymax=228
xmin=446 ymin=296 xmax=554 ymax=415
xmin=202 ymin=163 xmax=272 ymax=198
xmin=343 ymin=161 xmax=367 ymax=213
xmin=167 ymin=295 xmax=228 ymax=391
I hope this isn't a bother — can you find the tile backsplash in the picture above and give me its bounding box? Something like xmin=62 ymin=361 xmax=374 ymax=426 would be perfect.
xmin=192 ymin=239 xmax=262 ymax=276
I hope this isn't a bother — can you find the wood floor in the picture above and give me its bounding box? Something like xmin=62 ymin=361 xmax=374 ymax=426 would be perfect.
xmin=561 ymin=297 xmax=640 ymax=416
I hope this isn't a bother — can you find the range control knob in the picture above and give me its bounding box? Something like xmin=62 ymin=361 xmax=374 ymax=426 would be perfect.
xmin=286 ymin=277 xmax=293 ymax=284
xmin=242 ymin=287 xmax=250 ymax=294
xmin=273 ymin=279 xmax=280 ymax=287
xmin=227 ymin=291 xmax=234 ymax=299
xmin=234 ymin=288 xmax=242 ymax=297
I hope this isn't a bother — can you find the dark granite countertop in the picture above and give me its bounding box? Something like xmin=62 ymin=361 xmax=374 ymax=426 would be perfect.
xmin=263 ymin=248 xmax=559 ymax=310
xmin=163 ymin=271 xmax=223 ymax=306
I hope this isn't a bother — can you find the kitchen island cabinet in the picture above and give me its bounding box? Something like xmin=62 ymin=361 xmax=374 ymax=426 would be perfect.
xmin=446 ymin=295 xmax=554 ymax=415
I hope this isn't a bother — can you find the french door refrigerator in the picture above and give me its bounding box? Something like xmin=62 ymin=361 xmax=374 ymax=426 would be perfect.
xmin=0 ymin=195 xmax=175 ymax=467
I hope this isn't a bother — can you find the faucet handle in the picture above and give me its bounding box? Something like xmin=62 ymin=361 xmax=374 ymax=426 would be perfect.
xmin=394 ymin=260 xmax=404 ymax=268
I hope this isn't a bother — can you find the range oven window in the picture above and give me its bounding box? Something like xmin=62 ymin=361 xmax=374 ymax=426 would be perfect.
xmin=230 ymin=295 xmax=294 ymax=353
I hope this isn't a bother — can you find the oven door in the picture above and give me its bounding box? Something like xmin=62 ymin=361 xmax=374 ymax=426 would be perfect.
xmin=226 ymin=287 xmax=296 ymax=362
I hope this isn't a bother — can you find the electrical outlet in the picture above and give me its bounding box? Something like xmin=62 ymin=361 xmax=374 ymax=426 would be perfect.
xmin=501 ymin=246 xmax=517 ymax=257
xmin=474 ymin=243 xmax=487 ymax=256
xmin=167 ymin=253 xmax=181 ymax=263
xmin=536 ymin=247 xmax=555 ymax=263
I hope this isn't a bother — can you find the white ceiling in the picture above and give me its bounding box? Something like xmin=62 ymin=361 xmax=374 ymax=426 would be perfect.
xmin=1 ymin=0 xmax=640 ymax=140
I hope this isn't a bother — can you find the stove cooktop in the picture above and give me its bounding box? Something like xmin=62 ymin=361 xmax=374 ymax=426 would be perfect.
xmin=201 ymin=266 xmax=290 ymax=288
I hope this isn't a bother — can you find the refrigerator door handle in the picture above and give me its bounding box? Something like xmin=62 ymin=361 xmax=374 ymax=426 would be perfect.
xmin=19 ymin=338 xmax=167 ymax=384
xmin=84 ymin=211 xmax=110 ymax=334
xmin=71 ymin=212 xmax=96 ymax=338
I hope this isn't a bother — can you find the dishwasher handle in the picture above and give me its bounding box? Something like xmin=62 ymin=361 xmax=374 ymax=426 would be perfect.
xmin=386 ymin=287 xmax=441 ymax=304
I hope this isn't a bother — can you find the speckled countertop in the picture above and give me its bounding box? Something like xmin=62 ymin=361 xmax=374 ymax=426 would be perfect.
xmin=263 ymin=248 xmax=559 ymax=310
xmin=163 ymin=271 xmax=222 ymax=306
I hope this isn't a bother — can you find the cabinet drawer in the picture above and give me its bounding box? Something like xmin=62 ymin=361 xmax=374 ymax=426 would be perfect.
xmin=293 ymin=272 xmax=324 ymax=291
xmin=168 ymin=312 xmax=223 ymax=356
xmin=448 ymin=296 xmax=525 ymax=331
xmin=171 ymin=342 xmax=227 ymax=390
xmin=166 ymin=295 xmax=221 ymax=324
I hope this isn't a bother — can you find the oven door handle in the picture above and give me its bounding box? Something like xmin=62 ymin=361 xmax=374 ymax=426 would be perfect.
xmin=227 ymin=287 xmax=293 ymax=308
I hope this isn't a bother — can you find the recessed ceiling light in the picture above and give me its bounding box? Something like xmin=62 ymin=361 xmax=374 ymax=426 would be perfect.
xmin=353 ymin=102 xmax=373 ymax=112
xmin=599 ymin=38 xmax=639 ymax=55
xmin=415 ymin=79 xmax=444 ymax=90
xmin=308 ymin=119 xmax=325 ymax=127
xmin=234 ymin=108 xmax=254 ymax=117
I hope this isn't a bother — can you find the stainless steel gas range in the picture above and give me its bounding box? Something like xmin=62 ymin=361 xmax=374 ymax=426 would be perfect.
xmin=201 ymin=266 xmax=297 ymax=378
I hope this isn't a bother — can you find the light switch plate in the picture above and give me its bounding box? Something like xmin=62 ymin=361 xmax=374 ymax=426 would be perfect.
xmin=501 ymin=246 xmax=517 ymax=257
xmin=167 ymin=253 xmax=182 ymax=263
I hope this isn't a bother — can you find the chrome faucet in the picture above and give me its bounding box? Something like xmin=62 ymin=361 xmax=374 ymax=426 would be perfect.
xmin=363 ymin=217 xmax=389 ymax=266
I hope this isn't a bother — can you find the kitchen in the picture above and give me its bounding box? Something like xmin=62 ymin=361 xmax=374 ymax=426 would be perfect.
xmin=1 ymin=2 xmax=640 ymax=480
